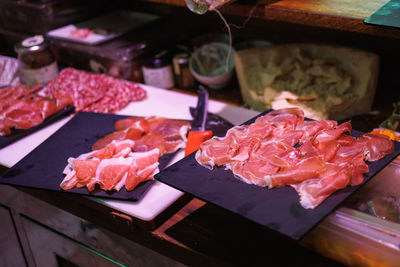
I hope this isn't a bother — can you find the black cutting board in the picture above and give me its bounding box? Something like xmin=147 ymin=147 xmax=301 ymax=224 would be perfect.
xmin=0 ymin=105 xmax=75 ymax=149
xmin=365 ymin=0 xmax=400 ymax=28
xmin=155 ymin=110 xmax=400 ymax=240
xmin=0 ymin=111 xmax=233 ymax=201
xmin=0 ymin=112 xmax=164 ymax=200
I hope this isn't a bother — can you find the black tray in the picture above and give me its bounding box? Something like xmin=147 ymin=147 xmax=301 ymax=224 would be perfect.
xmin=0 ymin=111 xmax=233 ymax=201
xmin=0 ymin=105 xmax=75 ymax=149
xmin=155 ymin=110 xmax=400 ymax=240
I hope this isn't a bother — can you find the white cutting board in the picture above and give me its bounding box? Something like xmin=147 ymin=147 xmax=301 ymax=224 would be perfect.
xmin=0 ymin=85 xmax=259 ymax=221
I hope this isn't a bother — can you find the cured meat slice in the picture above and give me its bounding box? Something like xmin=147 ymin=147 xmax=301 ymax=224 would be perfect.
xmin=44 ymin=68 xmax=146 ymax=113
xmin=91 ymin=116 xmax=190 ymax=153
xmin=133 ymin=133 xmax=167 ymax=155
xmin=125 ymin=148 xmax=160 ymax=191
xmin=296 ymin=119 xmax=337 ymax=143
xmin=60 ymin=171 xmax=79 ymax=190
xmin=2 ymin=100 xmax=44 ymax=131
xmin=91 ymin=131 xmax=127 ymax=151
xmin=0 ymin=83 xmax=73 ymax=136
xmin=61 ymin=140 xmax=160 ymax=192
xmin=255 ymin=107 xmax=304 ymax=129
xmin=264 ymin=157 xmax=326 ymax=188
xmin=69 ymin=28 xmax=92 ymax=39
xmin=313 ymin=121 xmax=352 ymax=145
xmin=114 ymin=116 xmax=145 ymax=131
xmin=145 ymin=116 xmax=191 ymax=141
xmin=196 ymin=107 xmax=396 ymax=209
xmin=231 ymin=160 xmax=279 ymax=186
xmin=357 ymin=133 xmax=394 ymax=161
xmin=73 ymin=158 xmax=100 ymax=183
xmin=196 ymin=135 xmax=238 ymax=168
xmin=94 ymin=157 xmax=132 ymax=191
xmin=291 ymin=163 xmax=353 ymax=209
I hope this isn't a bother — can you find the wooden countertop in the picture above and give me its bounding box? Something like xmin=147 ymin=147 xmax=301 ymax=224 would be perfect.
xmin=135 ymin=0 xmax=398 ymax=39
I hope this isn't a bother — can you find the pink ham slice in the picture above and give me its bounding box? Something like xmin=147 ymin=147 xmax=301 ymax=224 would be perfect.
xmin=264 ymin=157 xmax=326 ymax=188
xmin=91 ymin=116 xmax=190 ymax=154
xmin=125 ymin=149 xmax=160 ymax=191
xmin=291 ymin=163 xmax=353 ymax=209
xmin=91 ymin=157 xmax=132 ymax=191
xmin=60 ymin=140 xmax=159 ymax=192
xmin=195 ymin=107 xmax=396 ymax=209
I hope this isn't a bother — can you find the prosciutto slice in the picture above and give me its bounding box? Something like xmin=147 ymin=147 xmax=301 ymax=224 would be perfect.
xmin=196 ymin=107 xmax=395 ymax=209
xmin=92 ymin=116 xmax=191 ymax=155
xmin=0 ymin=84 xmax=73 ymax=136
xmin=60 ymin=140 xmax=160 ymax=192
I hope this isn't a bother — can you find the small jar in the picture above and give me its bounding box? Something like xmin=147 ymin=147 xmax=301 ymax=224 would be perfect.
xmin=141 ymin=50 xmax=174 ymax=89
xmin=15 ymin=35 xmax=59 ymax=86
xmin=173 ymin=53 xmax=196 ymax=90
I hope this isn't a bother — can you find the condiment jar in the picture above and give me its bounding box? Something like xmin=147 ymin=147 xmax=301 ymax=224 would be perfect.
xmin=15 ymin=35 xmax=59 ymax=87
xmin=141 ymin=50 xmax=174 ymax=89
xmin=173 ymin=53 xmax=196 ymax=90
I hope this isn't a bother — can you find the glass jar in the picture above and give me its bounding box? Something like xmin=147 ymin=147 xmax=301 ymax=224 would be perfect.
xmin=141 ymin=50 xmax=174 ymax=89
xmin=173 ymin=53 xmax=196 ymax=90
xmin=14 ymin=35 xmax=59 ymax=87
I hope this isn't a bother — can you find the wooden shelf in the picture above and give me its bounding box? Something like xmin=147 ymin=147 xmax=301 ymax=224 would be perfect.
xmin=135 ymin=0 xmax=400 ymax=39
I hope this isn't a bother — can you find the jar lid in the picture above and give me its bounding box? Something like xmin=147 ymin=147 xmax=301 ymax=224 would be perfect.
xmin=173 ymin=53 xmax=189 ymax=64
xmin=15 ymin=35 xmax=48 ymax=55
xmin=143 ymin=50 xmax=171 ymax=68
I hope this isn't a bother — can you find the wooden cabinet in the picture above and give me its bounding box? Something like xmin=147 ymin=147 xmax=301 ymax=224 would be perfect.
xmin=0 ymin=185 xmax=184 ymax=267
xmin=0 ymin=205 xmax=26 ymax=267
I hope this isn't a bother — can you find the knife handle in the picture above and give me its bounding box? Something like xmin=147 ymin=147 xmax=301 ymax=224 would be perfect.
xmin=185 ymin=130 xmax=213 ymax=156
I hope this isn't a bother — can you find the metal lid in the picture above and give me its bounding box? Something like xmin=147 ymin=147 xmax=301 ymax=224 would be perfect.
xmin=15 ymin=35 xmax=48 ymax=55
xmin=143 ymin=50 xmax=171 ymax=68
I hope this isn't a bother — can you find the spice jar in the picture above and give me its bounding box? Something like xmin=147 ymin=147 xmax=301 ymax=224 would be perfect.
xmin=15 ymin=35 xmax=58 ymax=86
xmin=173 ymin=53 xmax=196 ymax=90
xmin=141 ymin=50 xmax=174 ymax=89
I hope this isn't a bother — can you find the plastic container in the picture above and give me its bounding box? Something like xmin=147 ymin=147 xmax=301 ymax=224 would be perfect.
xmin=50 ymin=38 xmax=147 ymax=82
xmin=46 ymin=10 xmax=162 ymax=82
xmin=0 ymin=0 xmax=103 ymax=34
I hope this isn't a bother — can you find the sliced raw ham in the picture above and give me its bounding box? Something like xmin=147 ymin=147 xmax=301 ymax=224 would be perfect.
xmin=231 ymin=159 xmax=279 ymax=186
xmin=61 ymin=140 xmax=160 ymax=192
xmin=60 ymin=171 xmax=79 ymax=190
xmin=145 ymin=116 xmax=191 ymax=141
xmin=296 ymin=119 xmax=337 ymax=143
xmin=91 ymin=116 xmax=190 ymax=154
xmin=114 ymin=116 xmax=146 ymax=131
xmin=357 ymin=133 xmax=394 ymax=161
xmin=196 ymin=135 xmax=238 ymax=168
xmin=73 ymin=158 xmax=100 ymax=183
xmin=313 ymin=121 xmax=352 ymax=145
xmin=94 ymin=157 xmax=132 ymax=191
xmin=291 ymin=163 xmax=353 ymax=209
xmin=255 ymin=107 xmax=304 ymax=129
xmin=125 ymin=148 xmax=160 ymax=191
xmin=134 ymin=133 xmax=167 ymax=155
xmin=91 ymin=131 xmax=127 ymax=151
xmin=0 ymin=83 xmax=73 ymax=136
xmin=195 ymin=107 xmax=396 ymax=209
xmin=264 ymin=157 xmax=326 ymax=188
